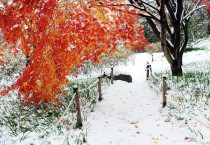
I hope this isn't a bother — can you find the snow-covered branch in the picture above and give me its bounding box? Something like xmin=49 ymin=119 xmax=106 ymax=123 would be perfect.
xmin=182 ymin=5 xmax=206 ymax=21
xmin=141 ymin=0 xmax=160 ymax=12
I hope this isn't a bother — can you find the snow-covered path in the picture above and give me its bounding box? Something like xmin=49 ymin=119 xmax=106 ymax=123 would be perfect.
xmin=86 ymin=54 xmax=199 ymax=145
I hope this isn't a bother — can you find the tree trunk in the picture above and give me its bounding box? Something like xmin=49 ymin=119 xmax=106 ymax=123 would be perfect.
xmin=26 ymin=55 xmax=30 ymax=66
xmin=171 ymin=60 xmax=183 ymax=76
xmin=160 ymin=0 xmax=173 ymax=65
xmin=142 ymin=0 xmax=187 ymax=77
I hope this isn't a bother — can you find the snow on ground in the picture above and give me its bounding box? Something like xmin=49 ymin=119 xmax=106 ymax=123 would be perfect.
xmin=85 ymin=53 xmax=209 ymax=145
xmin=1 ymin=38 xmax=210 ymax=145
xmin=193 ymin=37 xmax=210 ymax=49
xmin=85 ymin=39 xmax=210 ymax=145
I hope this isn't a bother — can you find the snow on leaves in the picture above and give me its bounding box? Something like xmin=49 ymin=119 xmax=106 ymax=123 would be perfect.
xmin=0 ymin=0 xmax=148 ymax=104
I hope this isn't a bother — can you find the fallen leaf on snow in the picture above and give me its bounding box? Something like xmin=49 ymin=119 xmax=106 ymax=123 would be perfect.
xmin=153 ymin=140 xmax=158 ymax=144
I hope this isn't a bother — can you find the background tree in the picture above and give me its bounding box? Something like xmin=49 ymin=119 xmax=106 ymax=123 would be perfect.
xmin=143 ymin=0 xmax=210 ymax=43
xmin=98 ymin=0 xmax=207 ymax=76
xmin=0 ymin=0 xmax=148 ymax=104
xmin=188 ymin=9 xmax=209 ymax=41
xmin=136 ymin=0 xmax=207 ymax=76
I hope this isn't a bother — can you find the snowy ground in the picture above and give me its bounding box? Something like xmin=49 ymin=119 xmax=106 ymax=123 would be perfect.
xmin=0 ymin=38 xmax=210 ymax=145
xmin=85 ymin=53 xmax=210 ymax=145
xmin=85 ymin=38 xmax=210 ymax=145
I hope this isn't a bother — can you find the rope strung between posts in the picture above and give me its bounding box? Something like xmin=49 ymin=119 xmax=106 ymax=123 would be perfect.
xmin=40 ymin=93 xmax=76 ymax=145
xmin=147 ymin=61 xmax=210 ymax=129
xmin=61 ymin=111 xmax=78 ymax=145
xmin=79 ymin=74 xmax=110 ymax=93
xmin=167 ymin=97 xmax=210 ymax=129
xmin=40 ymin=74 xmax=110 ymax=144
xmin=163 ymin=78 xmax=210 ymax=129
xmin=165 ymin=78 xmax=210 ymax=110
xmin=79 ymin=79 xmax=99 ymax=93
xmin=148 ymin=73 xmax=162 ymax=92
xmin=61 ymin=75 xmax=109 ymax=144
xmin=151 ymin=73 xmax=162 ymax=82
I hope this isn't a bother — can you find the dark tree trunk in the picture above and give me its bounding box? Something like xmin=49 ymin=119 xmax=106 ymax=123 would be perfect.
xmin=171 ymin=0 xmax=183 ymax=77
xmin=160 ymin=0 xmax=183 ymax=77
xmin=26 ymin=55 xmax=30 ymax=66
xmin=171 ymin=60 xmax=183 ymax=76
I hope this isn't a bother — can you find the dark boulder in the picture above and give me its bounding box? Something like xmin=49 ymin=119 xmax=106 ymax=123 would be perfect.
xmin=103 ymin=73 xmax=132 ymax=83
xmin=114 ymin=74 xmax=132 ymax=83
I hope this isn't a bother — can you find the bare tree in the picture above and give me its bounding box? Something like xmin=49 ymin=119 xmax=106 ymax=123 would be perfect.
xmin=99 ymin=0 xmax=205 ymax=76
xmin=130 ymin=0 xmax=206 ymax=76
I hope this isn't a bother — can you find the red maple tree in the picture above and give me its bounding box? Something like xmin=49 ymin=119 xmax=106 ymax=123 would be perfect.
xmin=0 ymin=0 xmax=148 ymax=104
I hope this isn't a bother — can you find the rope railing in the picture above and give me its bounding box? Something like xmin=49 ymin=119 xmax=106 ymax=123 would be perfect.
xmin=164 ymin=79 xmax=210 ymax=129
xmin=40 ymin=67 xmax=115 ymax=145
xmin=148 ymin=80 xmax=161 ymax=92
xmin=167 ymin=98 xmax=210 ymax=129
xmin=165 ymin=78 xmax=209 ymax=108
xmin=61 ymin=120 xmax=75 ymax=145
xmin=40 ymin=93 xmax=76 ymax=145
xmin=79 ymin=79 xmax=99 ymax=93
xmin=164 ymin=78 xmax=200 ymax=108
xmin=147 ymin=66 xmax=210 ymax=130
xmin=152 ymin=73 xmax=162 ymax=82
xmin=147 ymin=70 xmax=162 ymax=93
xmin=168 ymin=87 xmax=210 ymax=130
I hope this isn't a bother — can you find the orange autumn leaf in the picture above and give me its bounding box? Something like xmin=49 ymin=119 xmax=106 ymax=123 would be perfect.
xmin=0 ymin=0 xmax=148 ymax=104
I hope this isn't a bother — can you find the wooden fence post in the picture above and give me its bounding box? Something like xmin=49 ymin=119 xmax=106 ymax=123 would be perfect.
xmin=149 ymin=65 xmax=152 ymax=75
xmin=98 ymin=76 xmax=102 ymax=101
xmin=162 ymin=76 xmax=167 ymax=108
xmin=146 ymin=64 xmax=150 ymax=80
xmin=146 ymin=64 xmax=152 ymax=80
xmin=73 ymin=87 xmax=83 ymax=128
xmin=111 ymin=67 xmax=114 ymax=84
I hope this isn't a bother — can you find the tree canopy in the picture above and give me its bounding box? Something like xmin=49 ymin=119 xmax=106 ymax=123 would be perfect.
xmin=0 ymin=0 xmax=148 ymax=104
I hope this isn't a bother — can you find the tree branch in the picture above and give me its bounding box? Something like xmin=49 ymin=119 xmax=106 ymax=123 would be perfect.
xmin=136 ymin=0 xmax=161 ymax=22
xmin=165 ymin=0 xmax=176 ymax=22
xmin=182 ymin=5 xmax=206 ymax=21
xmin=141 ymin=0 xmax=160 ymax=12
xmin=160 ymin=0 xmax=173 ymax=65
xmin=180 ymin=22 xmax=188 ymax=55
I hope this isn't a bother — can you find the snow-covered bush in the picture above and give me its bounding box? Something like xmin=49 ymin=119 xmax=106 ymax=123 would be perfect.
xmin=0 ymin=52 xmax=25 ymax=77
xmin=0 ymin=48 xmax=26 ymax=93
